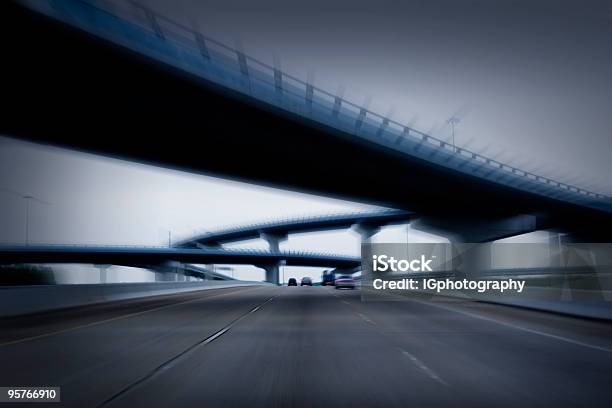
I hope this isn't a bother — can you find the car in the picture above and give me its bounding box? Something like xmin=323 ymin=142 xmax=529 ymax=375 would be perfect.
xmin=334 ymin=275 xmax=355 ymax=289
xmin=321 ymin=270 xmax=335 ymax=286
xmin=300 ymin=277 xmax=313 ymax=286
xmin=287 ymin=278 xmax=297 ymax=286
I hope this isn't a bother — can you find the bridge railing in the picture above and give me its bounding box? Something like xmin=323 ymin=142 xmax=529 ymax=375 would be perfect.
xmin=0 ymin=244 xmax=359 ymax=262
xmin=26 ymin=0 xmax=610 ymax=209
xmin=175 ymin=209 xmax=410 ymax=245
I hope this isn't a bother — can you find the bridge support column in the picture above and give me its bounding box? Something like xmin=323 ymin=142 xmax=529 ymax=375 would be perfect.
xmin=549 ymin=232 xmax=563 ymax=269
xmin=353 ymin=223 xmax=380 ymax=244
xmin=261 ymin=233 xmax=287 ymax=253
xmin=454 ymin=243 xmax=492 ymax=279
xmin=96 ymin=264 xmax=110 ymax=284
xmin=260 ymin=263 xmax=280 ymax=285
xmin=411 ymin=214 xmax=539 ymax=278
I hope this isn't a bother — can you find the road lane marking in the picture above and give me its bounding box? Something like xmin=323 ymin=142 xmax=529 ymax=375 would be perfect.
xmin=98 ymin=295 xmax=276 ymax=407
xmin=411 ymin=299 xmax=612 ymax=353
xmin=0 ymin=286 xmax=265 ymax=347
xmin=356 ymin=312 xmax=375 ymax=325
xmin=336 ymin=292 xmax=376 ymax=325
xmin=399 ymin=349 xmax=448 ymax=386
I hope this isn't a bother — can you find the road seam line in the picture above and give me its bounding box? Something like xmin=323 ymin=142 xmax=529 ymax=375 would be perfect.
xmin=97 ymin=295 xmax=275 ymax=407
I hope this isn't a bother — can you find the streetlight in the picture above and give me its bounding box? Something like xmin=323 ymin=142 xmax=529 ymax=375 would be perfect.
xmin=446 ymin=116 xmax=461 ymax=152
xmin=1 ymin=188 xmax=51 ymax=245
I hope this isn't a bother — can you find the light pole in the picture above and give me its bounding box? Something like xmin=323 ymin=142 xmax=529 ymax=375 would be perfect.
xmin=406 ymin=223 xmax=410 ymax=262
xmin=1 ymin=189 xmax=51 ymax=245
xmin=446 ymin=116 xmax=461 ymax=152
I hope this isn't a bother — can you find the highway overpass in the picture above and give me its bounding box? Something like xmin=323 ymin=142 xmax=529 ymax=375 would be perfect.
xmin=0 ymin=245 xmax=359 ymax=269
xmin=175 ymin=209 xmax=413 ymax=249
xmin=2 ymin=0 xmax=611 ymax=241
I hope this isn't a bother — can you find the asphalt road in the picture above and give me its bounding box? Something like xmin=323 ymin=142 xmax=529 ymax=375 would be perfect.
xmin=1 ymin=286 xmax=612 ymax=407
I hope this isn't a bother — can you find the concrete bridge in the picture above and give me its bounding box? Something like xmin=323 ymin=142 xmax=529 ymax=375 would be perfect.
xmin=2 ymin=0 xmax=611 ymax=246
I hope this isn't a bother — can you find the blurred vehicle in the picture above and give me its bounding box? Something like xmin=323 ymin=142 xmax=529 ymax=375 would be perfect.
xmin=300 ymin=277 xmax=313 ymax=286
xmin=287 ymin=278 xmax=297 ymax=286
xmin=334 ymin=275 xmax=355 ymax=289
xmin=321 ymin=270 xmax=335 ymax=286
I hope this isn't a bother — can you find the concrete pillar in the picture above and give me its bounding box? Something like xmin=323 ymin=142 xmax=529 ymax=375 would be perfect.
xmin=155 ymin=271 xmax=175 ymax=282
xmin=260 ymin=233 xmax=287 ymax=253
xmin=548 ymin=231 xmax=562 ymax=269
xmin=455 ymin=243 xmax=492 ymax=278
xmin=448 ymin=241 xmax=463 ymax=275
xmin=95 ymin=264 xmax=110 ymax=284
xmin=261 ymin=263 xmax=280 ymax=285
xmin=353 ymin=224 xmax=380 ymax=244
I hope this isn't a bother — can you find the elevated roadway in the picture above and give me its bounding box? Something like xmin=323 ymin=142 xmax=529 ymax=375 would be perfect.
xmin=2 ymin=1 xmax=611 ymax=239
xmin=175 ymin=209 xmax=413 ymax=248
xmin=0 ymin=245 xmax=360 ymax=269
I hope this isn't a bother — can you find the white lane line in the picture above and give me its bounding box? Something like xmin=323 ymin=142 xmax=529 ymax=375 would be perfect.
xmin=99 ymin=295 xmax=276 ymax=406
xmin=337 ymin=294 xmax=374 ymax=324
xmin=399 ymin=349 xmax=448 ymax=386
xmin=356 ymin=312 xmax=375 ymax=325
xmin=411 ymin=298 xmax=612 ymax=353
xmin=0 ymin=286 xmax=264 ymax=347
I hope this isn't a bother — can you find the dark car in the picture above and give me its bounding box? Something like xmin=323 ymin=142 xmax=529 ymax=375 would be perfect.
xmin=321 ymin=270 xmax=335 ymax=286
xmin=288 ymin=278 xmax=297 ymax=286
xmin=300 ymin=277 xmax=313 ymax=286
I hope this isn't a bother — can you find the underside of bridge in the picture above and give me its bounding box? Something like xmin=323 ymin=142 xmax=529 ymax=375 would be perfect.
xmin=2 ymin=1 xmax=611 ymax=241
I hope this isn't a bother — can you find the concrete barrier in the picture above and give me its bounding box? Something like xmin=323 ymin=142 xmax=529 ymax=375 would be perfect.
xmin=466 ymin=287 xmax=612 ymax=320
xmin=363 ymin=270 xmax=612 ymax=320
xmin=0 ymin=280 xmax=268 ymax=317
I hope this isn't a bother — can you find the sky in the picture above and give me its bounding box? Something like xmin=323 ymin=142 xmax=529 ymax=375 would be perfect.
xmin=142 ymin=0 xmax=612 ymax=194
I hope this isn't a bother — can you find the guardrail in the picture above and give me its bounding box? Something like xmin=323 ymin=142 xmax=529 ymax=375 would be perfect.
xmin=0 ymin=244 xmax=358 ymax=260
xmin=0 ymin=280 xmax=268 ymax=317
xmin=23 ymin=0 xmax=610 ymax=212
xmin=363 ymin=266 xmax=612 ymax=319
xmin=175 ymin=209 xmax=411 ymax=246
